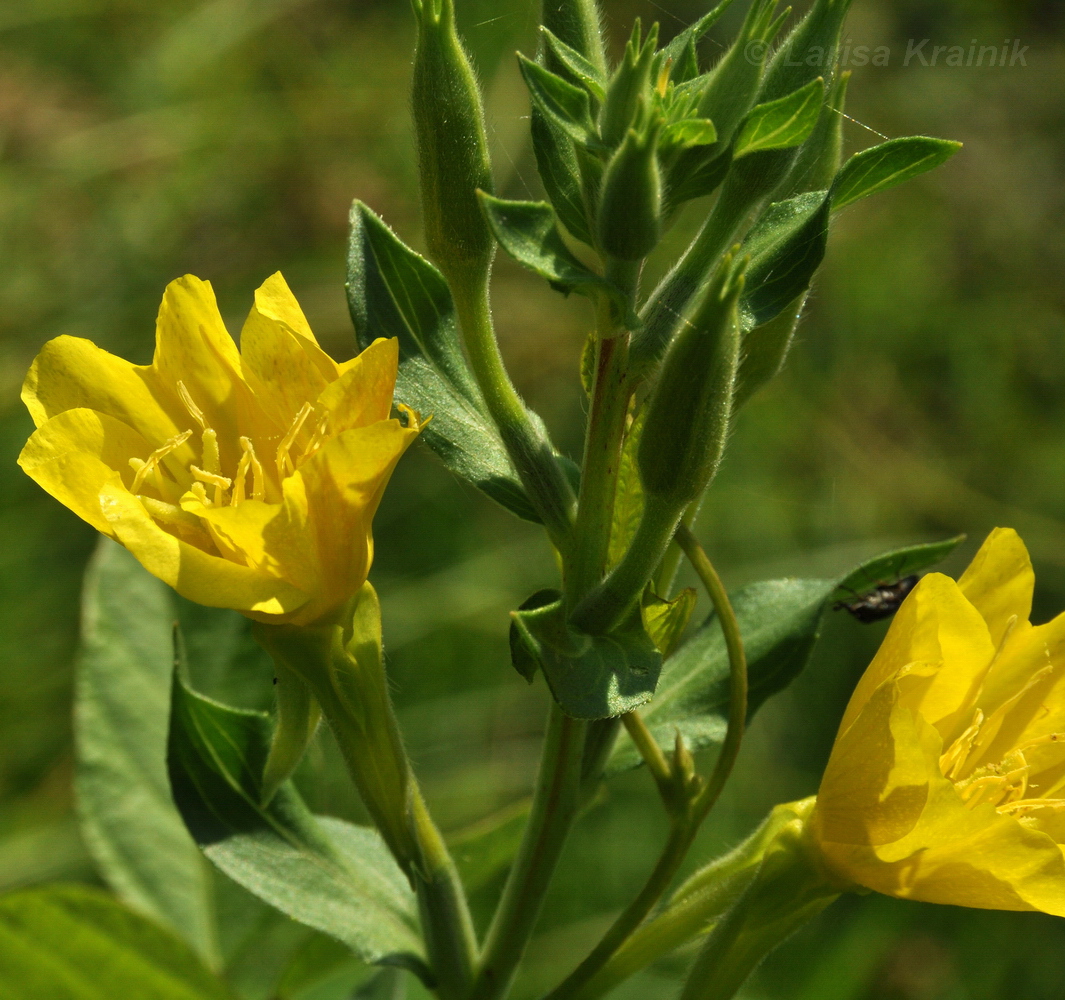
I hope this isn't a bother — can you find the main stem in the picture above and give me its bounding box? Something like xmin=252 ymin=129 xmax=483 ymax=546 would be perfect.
xmin=544 ymin=529 xmax=748 ymax=1000
xmin=451 ymin=276 xmax=576 ymax=550
xmin=470 ymin=702 xmax=588 ymax=1000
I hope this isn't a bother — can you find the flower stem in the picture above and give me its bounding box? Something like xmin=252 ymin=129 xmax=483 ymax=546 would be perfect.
xmin=451 ymin=277 xmax=576 ymax=550
xmin=470 ymin=702 xmax=588 ymax=1000
xmin=541 ymin=529 xmax=747 ymax=1000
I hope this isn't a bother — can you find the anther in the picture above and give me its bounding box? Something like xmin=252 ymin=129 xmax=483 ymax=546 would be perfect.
xmin=191 ymin=465 xmax=232 ymax=506
xmin=129 ymin=431 xmax=193 ymax=495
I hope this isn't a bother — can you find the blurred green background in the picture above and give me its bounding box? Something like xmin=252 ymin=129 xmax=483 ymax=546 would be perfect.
xmin=3 ymin=0 xmax=1065 ymax=997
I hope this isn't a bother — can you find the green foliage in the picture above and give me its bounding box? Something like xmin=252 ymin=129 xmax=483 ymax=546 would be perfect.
xmin=832 ymin=136 xmax=964 ymax=211
xmin=346 ymin=202 xmax=540 ymax=524
xmin=75 ymin=541 xmax=216 ymax=961
xmin=167 ymin=671 xmax=428 ymax=980
xmin=0 ymin=885 xmax=233 ymax=999
xmin=608 ymin=538 xmax=965 ymax=773
xmin=511 ymin=599 xmax=662 ymax=719
xmin=733 ymin=79 xmax=826 ymax=160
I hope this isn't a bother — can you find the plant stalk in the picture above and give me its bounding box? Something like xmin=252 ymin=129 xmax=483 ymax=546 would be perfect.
xmin=470 ymin=702 xmax=588 ymax=1000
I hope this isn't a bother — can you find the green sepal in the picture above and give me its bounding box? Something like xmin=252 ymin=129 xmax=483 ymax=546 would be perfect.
xmin=600 ymin=19 xmax=659 ymax=147
xmin=541 ymin=0 xmax=607 ymax=78
xmin=260 ymin=663 xmax=320 ymax=806
xmin=607 ymin=536 xmax=966 ymax=773
xmin=511 ymin=599 xmax=662 ymax=719
xmin=832 ymin=135 xmax=963 ymax=211
xmin=741 ymin=189 xmax=831 ymax=329
xmin=478 ymin=193 xmax=639 ymax=327
xmin=733 ymin=77 xmax=825 ymax=159
xmin=166 ymin=668 xmax=428 ymax=978
xmin=782 ymin=69 xmax=850 ymax=197
xmin=598 ymin=123 xmax=663 ymax=261
xmin=540 ymin=26 xmax=606 ymax=101
xmin=642 ymin=587 xmax=697 ymax=659
xmin=519 ymin=53 xmax=596 ymax=144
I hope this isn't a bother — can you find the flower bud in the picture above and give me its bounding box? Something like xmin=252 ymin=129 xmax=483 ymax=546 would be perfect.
xmin=542 ymin=0 xmax=607 ymax=77
xmin=638 ymin=254 xmax=745 ymax=508
xmin=599 ymin=19 xmax=658 ymax=147
xmin=760 ymin=0 xmax=855 ymax=104
xmin=597 ymin=121 xmax=662 ymax=261
xmin=411 ymin=0 xmax=495 ymax=286
xmin=781 ymin=70 xmax=850 ymax=197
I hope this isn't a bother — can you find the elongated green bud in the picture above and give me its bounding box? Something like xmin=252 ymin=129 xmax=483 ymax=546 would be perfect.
xmin=598 ymin=122 xmax=662 ymax=261
xmin=599 ymin=20 xmax=659 ymax=147
xmin=412 ymin=0 xmax=495 ymax=287
xmin=697 ymin=0 xmax=782 ymax=148
xmin=638 ymin=254 xmax=745 ymax=506
xmin=760 ymin=0 xmax=855 ymax=103
xmin=782 ymin=70 xmax=849 ymax=197
xmin=543 ymin=0 xmax=606 ymax=77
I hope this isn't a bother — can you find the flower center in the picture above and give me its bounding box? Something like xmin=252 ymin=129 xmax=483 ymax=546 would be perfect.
xmin=940 ymin=707 xmax=1065 ymax=819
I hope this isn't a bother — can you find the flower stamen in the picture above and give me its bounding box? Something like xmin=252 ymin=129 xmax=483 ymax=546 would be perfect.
xmin=129 ymin=430 xmax=193 ymax=496
xmin=191 ymin=465 xmax=232 ymax=506
xmin=177 ymin=380 xmax=222 ymax=475
xmin=276 ymin=402 xmax=314 ymax=481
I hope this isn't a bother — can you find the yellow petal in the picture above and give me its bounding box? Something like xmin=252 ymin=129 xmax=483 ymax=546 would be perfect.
xmin=816 ymin=679 xmax=1065 ymax=916
xmin=18 ymin=408 xmax=150 ymax=536
xmin=145 ymin=275 xmax=260 ymax=471
xmin=100 ymin=482 xmax=310 ymax=617
xmin=190 ymin=498 xmax=298 ymax=586
xmin=240 ymin=275 xmax=338 ymax=427
xmin=21 ymin=337 xmax=193 ymax=476
xmin=816 ymin=671 xmax=938 ymax=848
xmin=317 ymin=338 xmax=399 ymax=434
xmin=958 ymin=528 xmax=1035 ymax=646
xmin=281 ymin=419 xmax=419 ymax=625
xmin=838 ymin=574 xmax=994 ymax=736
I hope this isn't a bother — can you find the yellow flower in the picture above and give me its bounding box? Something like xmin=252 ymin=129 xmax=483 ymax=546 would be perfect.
xmin=19 ymin=273 xmax=421 ymax=626
xmin=810 ymin=528 xmax=1065 ymax=916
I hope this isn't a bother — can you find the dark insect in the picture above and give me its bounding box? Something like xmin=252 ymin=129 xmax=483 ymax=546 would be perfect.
xmin=833 ymin=575 xmax=919 ymax=624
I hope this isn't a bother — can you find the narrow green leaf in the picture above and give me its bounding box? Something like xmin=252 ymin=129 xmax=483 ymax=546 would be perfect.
xmin=661 ymin=118 xmax=718 ymax=151
xmin=478 ymin=193 xmax=637 ymax=326
xmin=347 ymin=201 xmax=542 ymax=523
xmin=655 ymin=0 xmax=737 ymax=76
xmin=75 ymin=540 xmax=217 ymax=962
xmin=167 ymin=671 xmax=428 ymax=979
xmin=733 ymin=78 xmax=825 ymax=159
xmin=741 ymin=190 xmax=831 ymax=329
xmin=0 ymin=885 xmax=233 ymax=1000
xmin=643 ymin=588 xmax=697 ymax=659
xmin=530 ymin=111 xmax=594 ymax=245
xmin=512 ymin=600 xmax=662 ymax=719
xmin=540 ymin=27 xmax=605 ymax=100
xmin=607 ymin=537 xmax=966 ymax=773
xmin=518 ymin=54 xmax=595 ymax=143
xmin=832 ymin=136 xmax=963 ymax=211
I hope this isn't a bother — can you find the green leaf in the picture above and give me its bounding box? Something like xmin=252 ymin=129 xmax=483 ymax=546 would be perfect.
xmin=607 ymin=537 xmax=966 ymax=773
xmin=167 ymin=671 xmax=428 ymax=979
xmin=530 ymin=112 xmax=594 ymax=246
xmin=512 ymin=600 xmax=662 ymax=719
xmin=733 ymin=78 xmax=825 ymax=159
xmin=0 ymin=884 xmax=233 ymax=999
xmin=642 ymin=589 xmax=697 ymax=659
xmin=539 ymin=28 xmax=605 ymax=100
xmin=661 ymin=118 xmax=718 ymax=151
xmin=75 ymin=540 xmax=217 ymax=961
xmin=832 ymin=136 xmax=963 ymax=211
xmin=478 ymin=194 xmax=638 ymax=327
xmin=510 ymin=589 xmax=561 ymax=683
xmin=276 ymin=934 xmax=373 ymax=1000
xmin=655 ymin=0 xmax=737 ymax=76
xmin=347 ymin=201 xmax=542 ymax=523
xmin=518 ymin=54 xmax=595 ymax=143
xmin=741 ymin=190 xmax=831 ymax=329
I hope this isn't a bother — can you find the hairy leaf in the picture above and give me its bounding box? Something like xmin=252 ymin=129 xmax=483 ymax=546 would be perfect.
xmin=733 ymin=78 xmax=825 ymax=159
xmin=0 ymin=885 xmax=233 ymax=999
xmin=167 ymin=671 xmax=428 ymax=978
xmin=832 ymin=136 xmax=962 ymax=211
xmin=608 ymin=537 xmax=966 ymax=772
